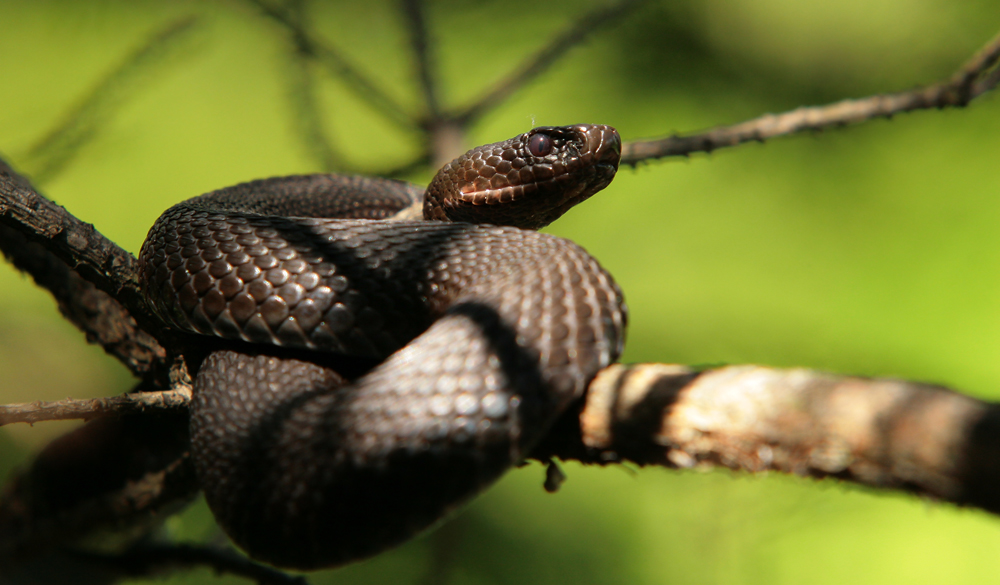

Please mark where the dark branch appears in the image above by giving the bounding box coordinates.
[400,0,442,122]
[0,162,138,300]
[19,16,200,184]
[621,30,1000,164]
[450,0,647,127]
[0,223,164,378]
[6,361,1000,516]
[0,437,197,563]
[0,159,168,379]
[246,0,416,132]
[0,388,191,426]
[283,40,345,172]
[69,544,309,585]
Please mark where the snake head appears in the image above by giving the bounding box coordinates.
[424,124,621,229]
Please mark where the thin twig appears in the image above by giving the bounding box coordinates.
[621,30,1000,164]
[283,36,345,171]
[19,16,201,184]
[70,544,309,585]
[400,0,442,122]
[245,0,416,131]
[450,0,647,127]
[0,388,191,426]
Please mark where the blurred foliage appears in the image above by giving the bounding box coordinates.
[2,0,1000,583]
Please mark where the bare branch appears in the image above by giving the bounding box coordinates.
[5,360,999,516]
[18,16,201,184]
[0,427,197,562]
[399,0,442,121]
[68,544,309,585]
[0,230,165,377]
[451,0,647,127]
[531,364,1000,514]
[245,0,416,131]
[622,30,1000,164]
[0,164,138,300]
[0,159,168,378]
[0,388,191,427]
[282,40,345,172]
[951,29,1000,96]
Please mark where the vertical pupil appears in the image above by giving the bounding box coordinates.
[529,134,553,157]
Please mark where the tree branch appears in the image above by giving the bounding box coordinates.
[0,428,197,562]
[0,160,168,379]
[0,163,138,303]
[399,0,442,122]
[621,30,1000,164]
[68,544,309,585]
[533,364,1000,514]
[18,16,201,184]
[0,388,191,427]
[6,361,999,516]
[450,0,647,127]
[245,0,416,132]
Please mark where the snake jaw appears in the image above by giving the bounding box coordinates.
[424,124,621,229]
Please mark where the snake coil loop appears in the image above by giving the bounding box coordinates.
[139,124,626,569]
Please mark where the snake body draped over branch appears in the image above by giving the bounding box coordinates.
[138,124,625,569]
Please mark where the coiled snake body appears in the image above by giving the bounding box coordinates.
[139,124,626,569]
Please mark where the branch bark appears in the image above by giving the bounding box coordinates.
[0,163,140,307]
[0,413,197,563]
[621,30,1000,164]
[0,388,190,427]
[535,364,1000,514]
[5,360,999,516]
[0,161,170,380]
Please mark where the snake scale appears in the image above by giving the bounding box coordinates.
[138,124,627,569]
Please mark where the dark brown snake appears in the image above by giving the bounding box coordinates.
[138,124,626,569]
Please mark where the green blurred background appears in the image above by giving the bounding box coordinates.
[3,0,1000,583]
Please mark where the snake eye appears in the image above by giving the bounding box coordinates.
[528,133,553,157]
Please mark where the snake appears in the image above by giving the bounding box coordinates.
[138,124,627,569]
